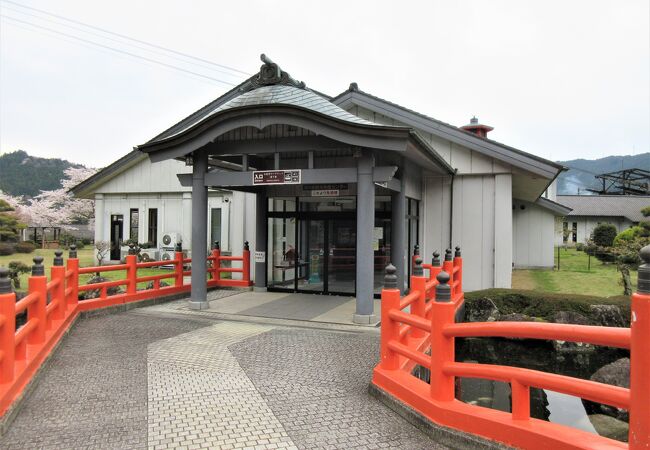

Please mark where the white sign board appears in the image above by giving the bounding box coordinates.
[311,189,339,197]
[254,251,266,263]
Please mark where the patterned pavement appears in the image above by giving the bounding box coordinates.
[0,302,446,449]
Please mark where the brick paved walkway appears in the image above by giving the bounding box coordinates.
[0,305,446,449]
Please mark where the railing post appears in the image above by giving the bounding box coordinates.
[411,257,426,338]
[126,244,137,296]
[0,267,16,383]
[454,246,463,296]
[28,256,47,345]
[442,249,454,296]
[630,244,650,449]
[429,251,442,301]
[174,242,184,287]
[51,250,66,320]
[242,241,250,283]
[212,241,221,282]
[66,245,79,309]
[381,264,400,370]
[430,271,456,402]
[412,244,419,273]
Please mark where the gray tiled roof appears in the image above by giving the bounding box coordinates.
[558,195,650,222]
[166,85,380,139]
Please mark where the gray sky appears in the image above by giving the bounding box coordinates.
[1,0,648,168]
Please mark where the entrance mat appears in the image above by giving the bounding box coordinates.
[236,294,353,321]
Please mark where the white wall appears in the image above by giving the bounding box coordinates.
[556,216,634,246]
[513,201,555,268]
[95,157,192,194]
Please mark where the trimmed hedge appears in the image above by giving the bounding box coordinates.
[14,241,35,253]
[464,289,630,323]
[0,243,15,256]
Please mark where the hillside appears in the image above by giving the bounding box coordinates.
[0,150,85,198]
[557,152,650,195]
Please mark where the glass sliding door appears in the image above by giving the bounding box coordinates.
[327,219,356,295]
[268,217,299,289]
[297,219,325,292]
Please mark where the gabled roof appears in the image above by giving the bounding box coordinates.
[558,195,650,222]
[535,197,573,216]
[331,84,566,180]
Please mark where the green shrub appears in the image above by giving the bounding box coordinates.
[575,243,585,251]
[14,241,35,253]
[8,261,30,289]
[641,206,650,217]
[0,243,15,256]
[614,226,640,245]
[81,238,92,245]
[75,242,85,250]
[591,224,617,247]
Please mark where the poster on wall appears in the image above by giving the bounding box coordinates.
[254,251,266,263]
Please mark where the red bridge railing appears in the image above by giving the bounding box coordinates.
[0,242,253,418]
[373,246,650,449]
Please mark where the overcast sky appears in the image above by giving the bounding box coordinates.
[1,0,648,168]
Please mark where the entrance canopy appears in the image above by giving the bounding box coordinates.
[135,54,453,322]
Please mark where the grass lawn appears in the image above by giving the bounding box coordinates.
[513,247,637,297]
[0,248,174,292]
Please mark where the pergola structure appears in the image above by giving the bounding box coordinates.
[137,55,453,323]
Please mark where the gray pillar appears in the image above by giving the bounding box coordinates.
[354,151,376,324]
[188,149,209,310]
[254,191,267,291]
[391,183,406,293]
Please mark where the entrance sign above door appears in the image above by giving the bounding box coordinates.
[311,189,339,197]
[253,170,301,185]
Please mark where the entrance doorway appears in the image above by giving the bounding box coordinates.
[268,217,356,295]
[110,215,123,260]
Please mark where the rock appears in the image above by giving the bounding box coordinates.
[552,310,590,325]
[465,298,500,322]
[591,358,629,389]
[498,313,535,322]
[552,340,594,354]
[141,280,170,291]
[589,305,628,328]
[588,414,629,442]
[79,276,123,300]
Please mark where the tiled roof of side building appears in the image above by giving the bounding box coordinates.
[558,195,650,222]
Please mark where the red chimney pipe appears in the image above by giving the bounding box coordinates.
[461,116,493,138]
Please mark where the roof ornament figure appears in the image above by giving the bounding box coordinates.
[241,53,306,92]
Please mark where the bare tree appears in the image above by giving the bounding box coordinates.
[94,241,110,276]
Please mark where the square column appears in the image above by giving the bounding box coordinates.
[391,183,406,293]
[254,191,268,291]
[188,149,209,310]
[354,151,377,324]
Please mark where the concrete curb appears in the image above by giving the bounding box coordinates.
[368,383,512,450]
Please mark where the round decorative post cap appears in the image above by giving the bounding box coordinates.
[128,242,136,255]
[638,244,650,294]
[0,267,11,294]
[69,244,77,259]
[432,251,441,266]
[213,241,220,250]
[413,244,420,256]
[435,270,451,302]
[175,242,182,252]
[445,248,453,261]
[455,246,461,257]
[53,250,64,266]
[413,256,424,277]
[384,263,397,289]
[32,256,45,276]
[244,241,249,251]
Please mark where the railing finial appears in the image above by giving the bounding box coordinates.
[413,256,424,277]
[175,241,182,252]
[639,244,650,294]
[445,248,453,261]
[32,256,45,276]
[53,250,64,266]
[0,266,11,294]
[128,242,137,255]
[432,251,441,267]
[213,241,220,250]
[455,246,461,258]
[69,244,77,259]
[413,244,419,256]
[384,263,397,289]
[244,241,249,251]
[435,270,451,302]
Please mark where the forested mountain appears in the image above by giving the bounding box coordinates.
[0,150,86,198]
[556,153,650,195]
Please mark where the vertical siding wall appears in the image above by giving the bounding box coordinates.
[556,216,634,246]
[513,202,555,268]
[422,174,513,291]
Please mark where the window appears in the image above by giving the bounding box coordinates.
[572,222,578,243]
[148,208,158,246]
[129,209,139,242]
[562,222,568,243]
[210,208,222,248]
[407,198,420,284]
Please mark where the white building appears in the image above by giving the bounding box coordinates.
[555,195,650,245]
[72,55,569,318]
